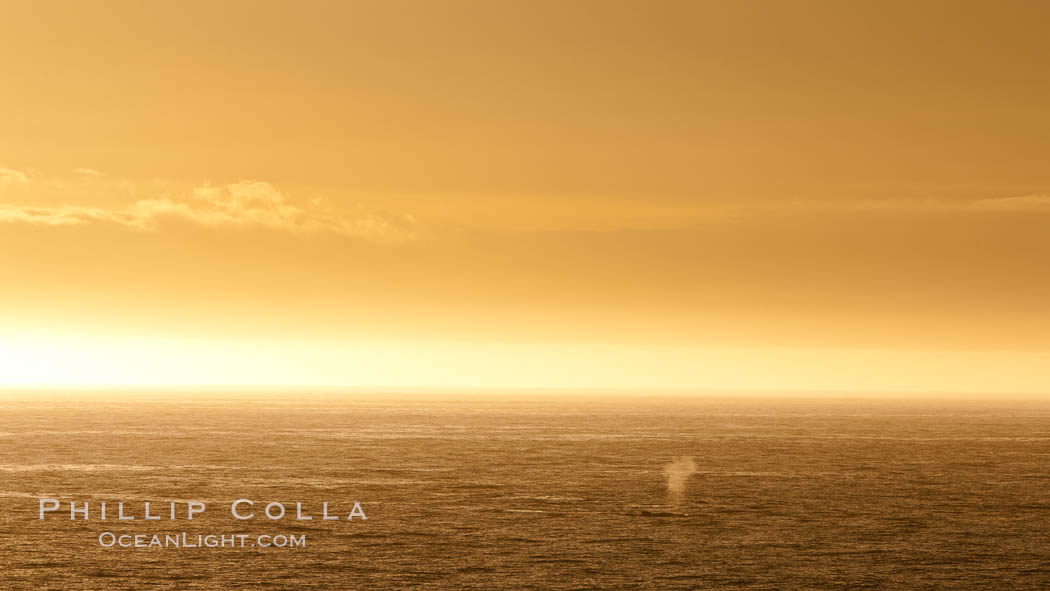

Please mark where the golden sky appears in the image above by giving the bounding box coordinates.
[2,1,1049,391]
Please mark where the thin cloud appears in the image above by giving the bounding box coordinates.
[0,177,416,243]
[0,168,30,186]
[759,195,1050,215]
[970,195,1050,211]
[0,204,132,226]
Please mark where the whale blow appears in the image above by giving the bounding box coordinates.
[662,456,697,506]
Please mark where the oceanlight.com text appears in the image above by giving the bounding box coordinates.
[97,532,307,549]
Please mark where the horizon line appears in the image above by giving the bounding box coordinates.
[1,384,1048,399]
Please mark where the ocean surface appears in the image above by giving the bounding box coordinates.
[3,393,1050,589]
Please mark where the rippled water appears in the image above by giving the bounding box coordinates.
[3,394,1050,589]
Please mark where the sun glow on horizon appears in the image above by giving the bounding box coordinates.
[2,332,1048,394]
